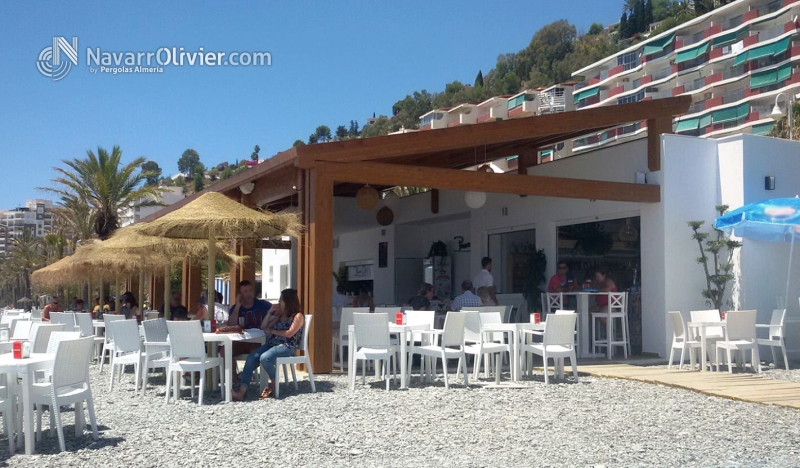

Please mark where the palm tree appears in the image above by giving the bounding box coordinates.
[10,229,45,299]
[40,145,166,239]
[51,195,95,253]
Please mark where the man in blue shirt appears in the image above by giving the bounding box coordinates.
[226,280,272,383]
[450,280,484,311]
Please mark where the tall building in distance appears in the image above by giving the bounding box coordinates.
[571,0,800,152]
[120,186,185,227]
[0,199,55,256]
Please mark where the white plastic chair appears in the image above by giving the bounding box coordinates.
[472,306,512,323]
[716,310,760,373]
[0,380,16,453]
[49,312,65,325]
[141,318,171,396]
[462,311,509,381]
[374,306,401,315]
[544,292,564,317]
[99,314,126,373]
[667,311,701,370]
[165,321,224,405]
[273,315,316,399]
[75,312,104,361]
[32,336,99,452]
[520,312,578,384]
[107,320,144,392]
[411,311,468,389]
[350,313,396,391]
[756,309,788,371]
[11,320,32,341]
[689,309,723,369]
[591,292,629,359]
[30,309,42,321]
[30,323,66,353]
[333,307,368,371]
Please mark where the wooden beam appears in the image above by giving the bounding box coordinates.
[181,260,202,314]
[647,117,673,172]
[250,165,299,206]
[315,161,660,203]
[431,189,439,214]
[306,169,334,373]
[517,147,537,175]
[296,96,691,167]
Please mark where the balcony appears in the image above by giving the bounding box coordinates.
[608,85,625,98]
[704,72,723,86]
[672,85,686,96]
[743,9,759,23]
[705,24,723,39]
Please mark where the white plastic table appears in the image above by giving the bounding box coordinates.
[202,330,266,402]
[481,323,545,382]
[687,321,726,372]
[0,353,54,454]
[347,323,430,389]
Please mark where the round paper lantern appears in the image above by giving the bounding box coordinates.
[465,191,487,209]
[377,206,394,226]
[382,191,400,208]
[356,185,379,210]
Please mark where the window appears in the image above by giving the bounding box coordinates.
[617,90,645,105]
[617,51,639,71]
[419,112,444,127]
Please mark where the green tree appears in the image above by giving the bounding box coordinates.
[220,165,235,180]
[484,53,523,96]
[392,91,434,130]
[141,160,162,186]
[308,133,318,144]
[178,149,200,178]
[40,145,165,239]
[348,120,360,137]
[619,12,630,39]
[587,23,604,35]
[688,206,742,310]
[474,70,484,87]
[645,0,654,26]
[335,125,348,140]
[193,171,204,193]
[250,145,260,161]
[521,20,577,88]
[52,195,95,252]
[293,139,306,147]
[314,125,332,143]
[360,115,393,138]
[10,229,44,299]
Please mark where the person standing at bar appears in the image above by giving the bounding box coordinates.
[472,257,498,305]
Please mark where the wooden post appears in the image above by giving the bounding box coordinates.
[181,260,202,315]
[306,169,334,373]
[647,117,673,172]
[150,271,165,311]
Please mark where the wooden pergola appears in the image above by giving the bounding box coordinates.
[142,95,691,373]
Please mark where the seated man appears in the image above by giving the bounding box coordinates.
[158,291,190,320]
[226,280,272,382]
[548,262,578,293]
[476,286,496,306]
[450,280,483,312]
[42,296,64,322]
[74,299,87,313]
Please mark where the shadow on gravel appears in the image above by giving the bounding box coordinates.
[0,430,124,460]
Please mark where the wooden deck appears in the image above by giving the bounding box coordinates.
[578,363,800,409]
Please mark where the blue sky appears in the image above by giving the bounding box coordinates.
[0,1,619,209]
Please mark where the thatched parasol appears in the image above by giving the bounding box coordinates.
[137,192,302,319]
[100,226,246,318]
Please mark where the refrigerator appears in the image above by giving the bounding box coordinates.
[423,256,452,309]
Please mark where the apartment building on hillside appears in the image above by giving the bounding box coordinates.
[571,0,800,152]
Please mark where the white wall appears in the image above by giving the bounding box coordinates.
[333,221,395,305]
[261,248,291,301]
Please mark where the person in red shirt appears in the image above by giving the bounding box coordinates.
[592,267,618,311]
[547,262,578,293]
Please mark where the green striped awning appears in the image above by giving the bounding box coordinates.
[733,36,793,66]
[712,107,736,124]
[643,33,675,56]
[751,122,775,135]
[675,117,700,132]
[573,86,600,103]
[750,68,778,89]
[778,63,793,82]
[699,114,713,128]
[712,28,748,47]
[675,42,710,64]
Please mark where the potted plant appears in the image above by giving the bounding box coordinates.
[687,205,742,310]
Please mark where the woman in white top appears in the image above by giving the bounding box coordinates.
[195,290,228,322]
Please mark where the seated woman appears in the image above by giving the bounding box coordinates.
[352,285,374,310]
[119,292,139,319]
[589,267,618,313]
[232,288,304,400]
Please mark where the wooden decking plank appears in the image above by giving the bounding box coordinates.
[579,363,800,409]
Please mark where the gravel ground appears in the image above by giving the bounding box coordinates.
[3,365,800,467]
